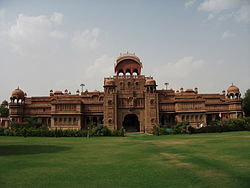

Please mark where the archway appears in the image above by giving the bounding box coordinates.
[122,114,140,132]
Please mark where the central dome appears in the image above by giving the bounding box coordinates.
[11,87,25,99]
[114,52,143,76]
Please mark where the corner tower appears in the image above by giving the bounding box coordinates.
[9,87,26,122]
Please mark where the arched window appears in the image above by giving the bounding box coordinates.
[108,119,112,124]
[128,82,131,87]
[125,69,131,75]
[150,99,154,105]
[135,82,139,89]
[108,100,112,105]
[132,69,138,76]
[120,82,124,90]
[235,93,239,99]
[118,70,124,76]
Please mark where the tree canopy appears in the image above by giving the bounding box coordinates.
[243,89,250,117]
[0,104,9,117]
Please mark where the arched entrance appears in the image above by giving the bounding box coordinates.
[122,114,140,132]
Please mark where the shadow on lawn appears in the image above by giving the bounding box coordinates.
[0,145,71,156]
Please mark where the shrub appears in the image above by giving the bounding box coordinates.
[92,125,112,136]
[118,127,126,137]
[243,117,250,130]
[153,125,168,136]
[224,119,245,131]
[173,122,190,134]
[153,125,160,136]
[0,128,4,136]
[111,129,120,136]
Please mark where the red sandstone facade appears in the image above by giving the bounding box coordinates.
[7,53,243,133]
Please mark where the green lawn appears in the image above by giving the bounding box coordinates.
[0,132,250,188]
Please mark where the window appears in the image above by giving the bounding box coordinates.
[150,99,154,105]
[108,119,112,124]
[135,82,139,89]
[108,100,112,105]
[120,82,124,90]
[195,115,198,121]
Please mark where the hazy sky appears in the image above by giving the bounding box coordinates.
[0,0,249,102]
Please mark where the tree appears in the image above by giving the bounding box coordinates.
[243,89,250,117]
[0,104,9,117]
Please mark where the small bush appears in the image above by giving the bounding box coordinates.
[173,122,190,134]
[92,125,112,136]
[153,125,168,136]
[153,125,160,136]
[111,129,120,136]
[118,127,126,137]
[243,117,250,130]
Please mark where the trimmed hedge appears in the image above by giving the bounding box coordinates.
[192,117,250,134]
[153,117,250,136]
[0,125,126,137]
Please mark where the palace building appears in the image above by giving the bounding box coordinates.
[7,53,243,133]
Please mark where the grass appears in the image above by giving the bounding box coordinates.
[0,132,250,188]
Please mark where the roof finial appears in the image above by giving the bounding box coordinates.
[17,86,19,89]
[232,83,234,86]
